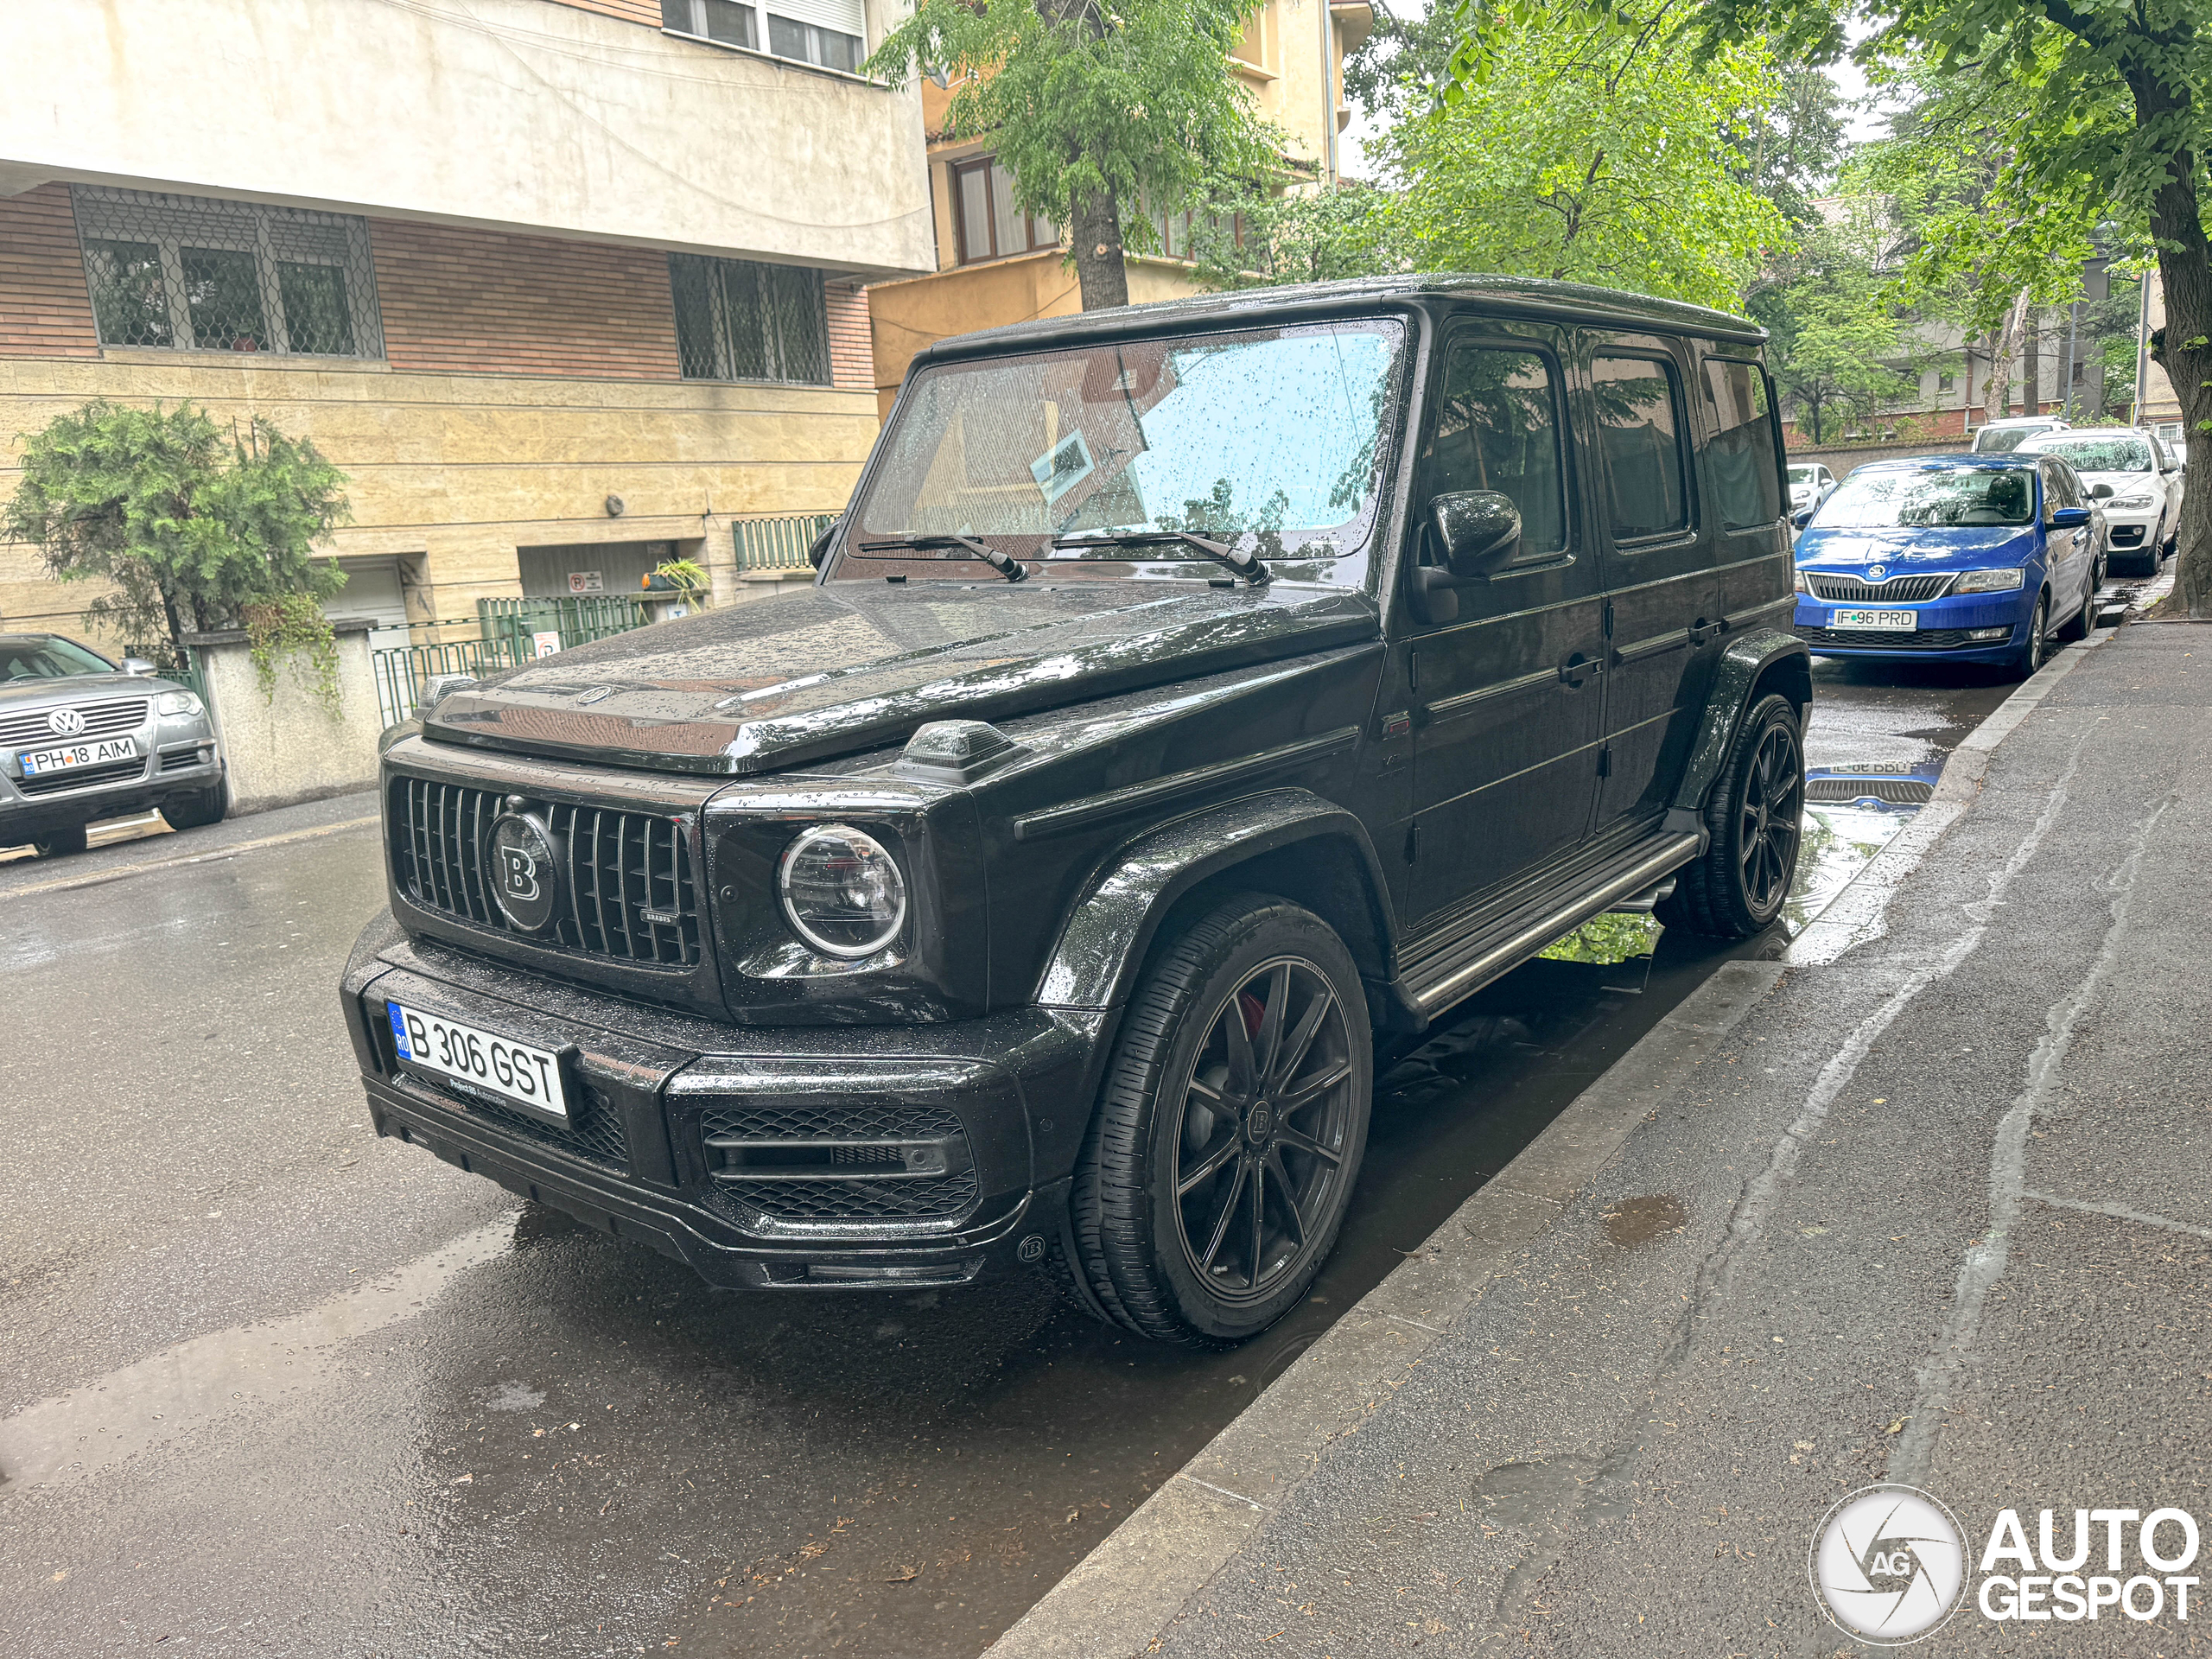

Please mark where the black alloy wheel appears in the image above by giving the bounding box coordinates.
[2012,593,2050,679]
[1659,692,1805,939]
[1070,894,1372,1346]
[31,823,89,858]
[2060,566,2098,642]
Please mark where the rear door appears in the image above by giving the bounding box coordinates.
[1404,322,1605,925]
[1584,335,1720,836]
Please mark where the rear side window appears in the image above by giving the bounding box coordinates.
[1429,342,1568,554]
[2042,461,2079,510]
[1592,354,1689,539]
[1703,358,1783,530]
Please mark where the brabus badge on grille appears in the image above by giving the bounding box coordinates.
[48,708,86,736]
[487,810,563,933]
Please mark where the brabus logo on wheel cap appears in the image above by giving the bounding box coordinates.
[486,811,562,933]
[48,708,86,737]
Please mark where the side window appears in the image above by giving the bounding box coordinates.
[1702,358,1783,530]
[1429,342,1568,555]
[2042,461,2077,512]
[1592,354,1691,539]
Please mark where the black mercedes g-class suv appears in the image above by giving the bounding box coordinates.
[340,275,1808,1347]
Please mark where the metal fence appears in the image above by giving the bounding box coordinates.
[372,633,531,729]
[736,512,836,573]
[370,596,654,729]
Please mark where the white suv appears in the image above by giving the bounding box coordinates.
[2019,427,2183,573]
[1972,415,2071,454]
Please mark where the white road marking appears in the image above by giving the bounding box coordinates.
[2020,1189,2212,1242]
[0,1215,517,1491]
[1891,792,2171,1484]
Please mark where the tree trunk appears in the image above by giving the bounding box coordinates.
[1981,289,2031,425]
[1068,186,1129,311]
[2023,308,2040,417]
[2130,73,2212,616]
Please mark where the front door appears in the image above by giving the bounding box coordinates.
[1405,327,1606,925]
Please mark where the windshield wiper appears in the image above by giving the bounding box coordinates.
[1052,531,1271,586]
[856,534,1027,582]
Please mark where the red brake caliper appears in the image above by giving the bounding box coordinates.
[1238,991,1266,1039]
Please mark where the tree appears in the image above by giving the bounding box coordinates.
[1752,200,1928,442]
[1692,0,2212,613]
[867,0,1279,310]
[1187,181,1398,290]
[1402,0,1793,313]
[3,400,350,679]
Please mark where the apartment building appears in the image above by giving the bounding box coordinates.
[866,0,1374,418]
[0,0,931,652]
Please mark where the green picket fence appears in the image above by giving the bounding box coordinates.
[476,594,650,656]
[736,512,836,573]
[372,632,533,729]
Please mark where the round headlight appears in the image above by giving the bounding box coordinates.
[156,690,202,717]
[777,824,907,959]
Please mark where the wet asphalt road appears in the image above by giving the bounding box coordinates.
[0,659,2018,1657]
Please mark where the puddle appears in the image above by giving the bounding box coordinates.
[1600,1194,1687,1249]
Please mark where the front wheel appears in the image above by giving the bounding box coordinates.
[1658,692,1804,939]
[32,823,90,858]
[1070,894,1372,1346]
[2010,593,2050,679]
[162,778,229,831]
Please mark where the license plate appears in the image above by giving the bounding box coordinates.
[387,1001,570,1120]
[20,735,139,775]
[1830,609,1917,631]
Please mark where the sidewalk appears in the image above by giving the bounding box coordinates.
[995,614,2212,1656]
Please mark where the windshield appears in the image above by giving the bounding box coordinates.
[1973,423,2054,454]
[842,320,1405,587]
[1815,467,2036,529]
[2030,435,2152,474]
[1788,466,1815,484]
[0,635,115,681]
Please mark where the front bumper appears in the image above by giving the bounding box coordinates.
[2101,507,2163,556]
[0,721,222,842]
[1792,588,2033,664]
[342,925,1108,1292]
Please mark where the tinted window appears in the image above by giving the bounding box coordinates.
[1593,354,1689,538]
[1703,359,1783,530]
[1429,344,1567,554]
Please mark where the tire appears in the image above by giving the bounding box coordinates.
[1070,893,1373,1347]
[2009,592,2050,680]
[32,823,89,858]
[2059,567,2097,642]
[1656,693,1804,940]
[162,777,229,831]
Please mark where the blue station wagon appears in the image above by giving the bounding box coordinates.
[1791,454,2104,678]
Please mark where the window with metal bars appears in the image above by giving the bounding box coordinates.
[668,254,830,385]
[72,185,384,359]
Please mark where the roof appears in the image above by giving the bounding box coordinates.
[912,273,1766,368]
[1852,453,2039,472]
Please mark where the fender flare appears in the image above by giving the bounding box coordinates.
[1033,786,1395,1011]
[1668,628,1812,825]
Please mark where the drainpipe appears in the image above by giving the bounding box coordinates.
[1319,0,1338,187]
[2133,270,2152,423]
[2061,298,2081,421]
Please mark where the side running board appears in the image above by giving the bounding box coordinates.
[1400,833,1704,1016]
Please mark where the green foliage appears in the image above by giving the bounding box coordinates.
[1186,183,1399,291]
[1402,0,1794,312]
[243,591,343,715]
[866,0,1279,305]
[3,401,351,681]
[1750,196,1930,442]
[1539,912,1662,964]
[654,556,714,605]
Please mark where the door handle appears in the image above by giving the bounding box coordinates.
[1558,652,1605,688]
[1688,618,1724,645]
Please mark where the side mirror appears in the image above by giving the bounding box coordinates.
[807,519,840,570]
[2089,481,2116,500]
[121,658,155,676]
[2049,505,2093,530]
[1428,491,1523,580]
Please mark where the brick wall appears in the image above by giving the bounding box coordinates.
[826,277,873,392]
[541,0,665,26]
[0,185,101,359]
[370,221,684,380]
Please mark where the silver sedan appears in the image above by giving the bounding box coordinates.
[0,632,227,857]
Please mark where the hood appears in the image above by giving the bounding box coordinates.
[2075,471,2158,496]
[1796,526,2038,570]
[422,580,1381,776]
[0,671,175,708]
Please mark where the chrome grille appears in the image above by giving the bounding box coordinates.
[1805,573,1955,602]
[389,775,702,969]
[0,697,149,747]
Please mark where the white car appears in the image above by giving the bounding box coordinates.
[1973,415,2072,454]
[1788,462,1836,518]
[2019,427,2183,573]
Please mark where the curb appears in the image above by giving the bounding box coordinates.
[987,580,2167,1659]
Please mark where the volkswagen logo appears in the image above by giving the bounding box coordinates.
[48,708,86,737]
[486,810,563,934]
[1867,564,1888,582]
